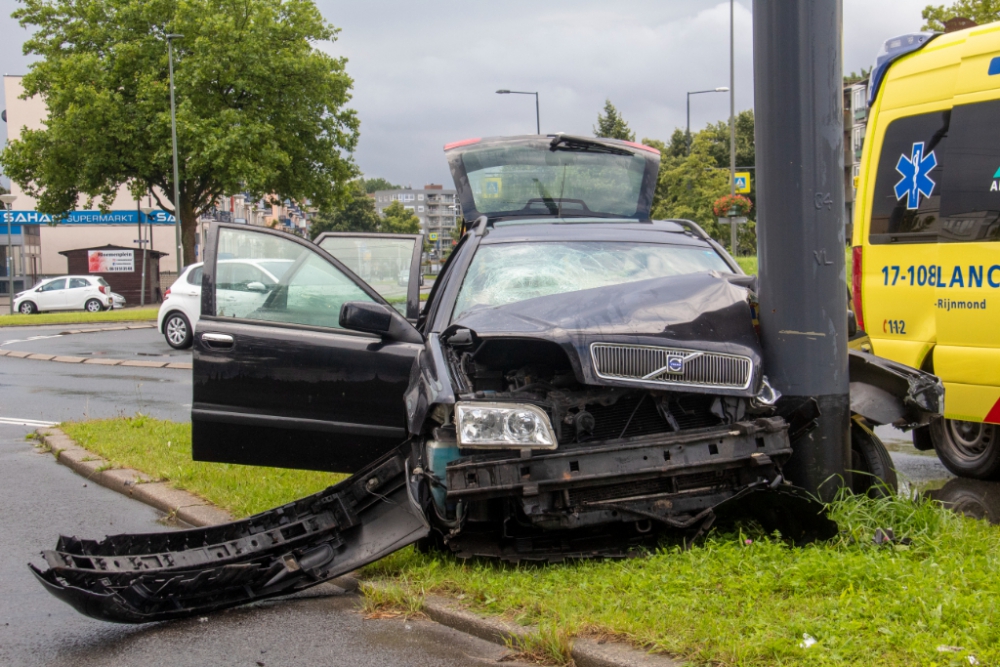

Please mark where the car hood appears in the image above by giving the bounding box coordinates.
[450,271,762,396]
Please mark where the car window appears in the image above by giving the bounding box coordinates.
[40,279,66,291]
[318,236,416,316]
[453,241,732,320]
[215,227,374,328]
[868,100,1000,245]
[187,266,204,286]
[97,277,110,287]
[69,278,89,289]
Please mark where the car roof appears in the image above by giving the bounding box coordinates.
[478,219,715,248]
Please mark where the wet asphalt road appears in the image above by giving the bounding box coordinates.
[0,324,527,667]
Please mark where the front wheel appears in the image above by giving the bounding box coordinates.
[931,418,1000,480]
[163,312,193,349]
[18,301,37,315]
[85,298,104,313]
[850,417,898,497]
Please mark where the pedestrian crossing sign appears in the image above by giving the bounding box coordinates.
[429,233,439,241]
[734,172,751,194]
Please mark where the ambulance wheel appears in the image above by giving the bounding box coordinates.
[850,418,898,497]
[932,418,1000,480]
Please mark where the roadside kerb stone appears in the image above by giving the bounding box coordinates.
[34,427,681,667]
[35,427,232,527]
[5,350,31,358]
[27,353,56,361]
[51,355,87,363]
[119,360,169,368]
[82,358,122,366]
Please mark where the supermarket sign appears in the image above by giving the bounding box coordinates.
[1,210,176,227]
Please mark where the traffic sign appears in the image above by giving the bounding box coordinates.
[734,171,751,194]
[428,233,439,241]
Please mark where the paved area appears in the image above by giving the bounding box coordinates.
[0,324,189,364]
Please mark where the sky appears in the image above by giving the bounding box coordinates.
[0,0,934,191]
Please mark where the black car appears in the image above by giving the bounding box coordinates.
[32,135,943,623]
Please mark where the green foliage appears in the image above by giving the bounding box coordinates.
[380,200,421,234]
[310,181,380,238]
[646,110,758,253]
[593,99,635,141]
[922,0,1000,29]
[2,0,359,264]
[845,67,872,84]
[361,177,401,194]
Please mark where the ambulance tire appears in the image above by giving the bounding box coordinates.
[850,418,898,498]
[932,418,1000,480]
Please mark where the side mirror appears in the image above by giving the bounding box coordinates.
[848,309,858,337]
[246,281,268,293]
[340,301,423,344]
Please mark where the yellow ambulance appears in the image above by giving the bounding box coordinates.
[853,22,1000,478]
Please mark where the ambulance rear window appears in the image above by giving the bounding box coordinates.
[868,100,1000,245]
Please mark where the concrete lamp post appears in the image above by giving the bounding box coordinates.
[0,193,17,314]
[140,206,155,307]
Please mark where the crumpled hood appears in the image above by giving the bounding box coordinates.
[453,271,758,348]
[451,271,762,396]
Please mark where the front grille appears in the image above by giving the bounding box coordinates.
[591,343,753,390]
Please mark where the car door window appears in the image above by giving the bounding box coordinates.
[187,266,204,286]
[40,279,66,292]
[318,236,417,315]
[215,227,374,327]
[69,278,89,289]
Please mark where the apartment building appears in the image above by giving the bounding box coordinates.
[844,78,869,239]
[372,184,461,245]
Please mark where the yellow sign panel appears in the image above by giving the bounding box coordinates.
[428,233,439,241]
[481,177,502,199]
[734,172,751,194]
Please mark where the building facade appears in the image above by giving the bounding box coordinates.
[372,184,461,252]
[844,79,869,239]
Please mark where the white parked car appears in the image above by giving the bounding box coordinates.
[13,276,114,314]
[111,292,126,309]
[157,259,291,349]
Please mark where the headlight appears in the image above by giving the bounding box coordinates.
[455,402,557,449]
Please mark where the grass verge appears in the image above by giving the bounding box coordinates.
[0,307,158,327]
[60,416,343,517]
[56,416,1000,666]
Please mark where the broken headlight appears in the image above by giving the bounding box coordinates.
[455,402,557,449]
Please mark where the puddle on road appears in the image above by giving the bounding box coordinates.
[927,478,1000,524]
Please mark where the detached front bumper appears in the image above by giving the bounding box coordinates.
[446,417,798,530]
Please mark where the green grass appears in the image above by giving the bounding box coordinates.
[55,419,1000,666]
[60,416,343,517]
[0,307,158,327]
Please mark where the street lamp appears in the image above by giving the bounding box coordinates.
[496,89,540,134]
[686,87,729,154]
[166,33,184,273]
[0,193,16,314]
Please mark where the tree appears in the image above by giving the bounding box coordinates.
[1,0,359,265]
[593,99,636,141]
[310,181,380,238]
[361,177,401,194]
[649,134,730,240]
[380,201,421,234]
[922,0,1000,29]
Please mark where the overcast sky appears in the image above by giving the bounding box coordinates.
[1,0,932,191]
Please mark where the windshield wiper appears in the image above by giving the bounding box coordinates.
[549,135,633,156]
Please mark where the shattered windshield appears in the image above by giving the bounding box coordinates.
[458,142,650,218]
[453,241,731,319]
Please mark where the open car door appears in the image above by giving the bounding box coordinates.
[192,223,424,473]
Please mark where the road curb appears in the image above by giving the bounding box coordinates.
[35,427,232,527]
[34,427,680,667]
[1,348,191,370]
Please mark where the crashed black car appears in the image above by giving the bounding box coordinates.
[32,135,944,623]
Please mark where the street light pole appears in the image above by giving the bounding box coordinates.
[166,34,184,274]
[496,90,540,134]
[0,193,16,314]
[140,206,155,307]
[686,87,729,154]
[729,0,737,198]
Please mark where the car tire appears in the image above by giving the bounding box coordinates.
[18,301,37,315]
[85,298,104,313]
[931,417,1000,480]
[850,417,898,497]
[163,312,193,349]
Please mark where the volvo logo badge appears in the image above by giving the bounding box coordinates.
[666,356,685,373]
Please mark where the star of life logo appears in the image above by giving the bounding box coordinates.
[894,142,938,209]
[992,166,1000,192]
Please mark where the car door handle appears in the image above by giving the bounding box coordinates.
[201,333,234,349]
